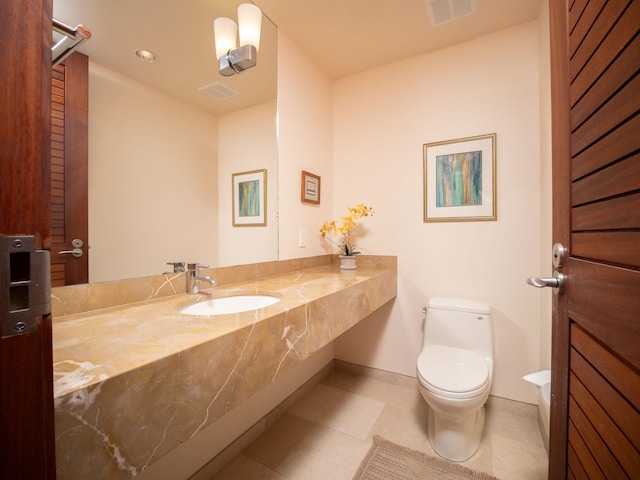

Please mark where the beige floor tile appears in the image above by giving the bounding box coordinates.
[275,424,371,480]
[211,454,287,480]
[322,369,424,413]
[459,426,495,477]
[486,399,544,447]
[369,403,431,453]
[491,433,548,480]
[243,413,319,471]
[210,367,548,480]
[289,383,385,439]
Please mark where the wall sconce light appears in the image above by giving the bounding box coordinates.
[214,3,262,76]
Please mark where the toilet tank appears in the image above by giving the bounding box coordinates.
[424,297,493,360]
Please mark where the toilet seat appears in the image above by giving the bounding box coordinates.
[417,345,489,398]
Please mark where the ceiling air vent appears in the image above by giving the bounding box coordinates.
[425,0,477,26]
[199,81,239,100]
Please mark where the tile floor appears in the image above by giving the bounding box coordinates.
[210,365,548,480]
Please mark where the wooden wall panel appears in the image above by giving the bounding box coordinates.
[569,324,640,477]
[572,231,640,268]
[572,75,640,155]
[572,114,640,180]
[572,154,640,205]
[569,0,629,84]
[572,33,640,129]
[572,193,640,231]
[568,0,604,60]
[568,395,624,479]
[568,261,640,368]
[51,63,67,287]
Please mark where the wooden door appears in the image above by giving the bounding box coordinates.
[549,0,640,478]
[0,0,56,478]
[50,52,89,286]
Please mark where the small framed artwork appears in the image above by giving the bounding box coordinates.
[301,170,321,204]
[232,169,267,226]
[423,133,497,223]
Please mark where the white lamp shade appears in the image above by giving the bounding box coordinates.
[237,3,262,51]
[213,17,237,59]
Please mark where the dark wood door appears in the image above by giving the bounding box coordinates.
[0,0,56,478]
[549,0,640,478]
[50,52,89,286]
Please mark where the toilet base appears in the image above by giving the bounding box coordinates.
[427,405,485,462]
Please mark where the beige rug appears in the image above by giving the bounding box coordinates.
[353,436,499,480]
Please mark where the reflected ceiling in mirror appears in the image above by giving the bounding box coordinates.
[53,0,277,115]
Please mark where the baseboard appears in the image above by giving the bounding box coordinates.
[333,359,418,389]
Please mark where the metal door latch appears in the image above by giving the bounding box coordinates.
[0,236,51,337]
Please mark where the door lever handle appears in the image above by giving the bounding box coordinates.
[527,276,558,288]
[527,271,564,295]
[59,248,83,257]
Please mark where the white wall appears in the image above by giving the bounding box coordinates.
[218,100,279,266]
[88,63,218,282]
[277,32,335,259]
[330,22,544,404]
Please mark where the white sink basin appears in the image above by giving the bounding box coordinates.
[179,294,280,316]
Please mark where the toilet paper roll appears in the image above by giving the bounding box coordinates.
[522,370,551,387]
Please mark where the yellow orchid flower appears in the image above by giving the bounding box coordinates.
[319,204,374,256]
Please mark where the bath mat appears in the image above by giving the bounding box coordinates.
[353,435,499,480]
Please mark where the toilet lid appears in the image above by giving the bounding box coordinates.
[417,345,489,393]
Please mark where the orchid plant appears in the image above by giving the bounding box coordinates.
[320,204,374,256]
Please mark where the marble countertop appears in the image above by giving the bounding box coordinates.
[53,256,397,480]
[53,261,396,398]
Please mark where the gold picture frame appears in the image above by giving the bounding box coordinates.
[232,169,267,226]
[423,133,497,222]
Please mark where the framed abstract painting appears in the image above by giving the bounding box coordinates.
[232,169,267,226]
[423,133,496,222]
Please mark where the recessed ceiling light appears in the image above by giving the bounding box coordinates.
[135,49,158,63]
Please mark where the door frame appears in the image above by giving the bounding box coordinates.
[548,0,572,476]
[0,0,56,477]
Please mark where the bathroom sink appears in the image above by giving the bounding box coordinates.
[179,294,280,316]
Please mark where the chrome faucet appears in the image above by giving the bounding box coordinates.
[187,263,216,294]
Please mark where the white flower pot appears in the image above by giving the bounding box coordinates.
[339,255,357,270]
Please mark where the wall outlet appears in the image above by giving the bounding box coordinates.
[298,229,306,247]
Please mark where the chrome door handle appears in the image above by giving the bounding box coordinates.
[527,271,565,295]
[59,248,83,258]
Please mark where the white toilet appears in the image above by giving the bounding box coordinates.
[416,297,494,462]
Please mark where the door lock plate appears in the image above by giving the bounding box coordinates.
[0,236,51,337]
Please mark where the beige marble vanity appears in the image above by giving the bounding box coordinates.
[52,255,397,479]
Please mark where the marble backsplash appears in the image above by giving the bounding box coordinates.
[51,255,335,319]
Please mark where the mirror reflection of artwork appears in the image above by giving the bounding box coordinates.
[239,180,261,217]
[233,169,267,226]
[436,151,482,207]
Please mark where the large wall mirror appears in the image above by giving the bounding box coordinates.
[53,0,278,284]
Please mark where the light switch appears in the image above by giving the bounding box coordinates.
[298,229,306,247]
